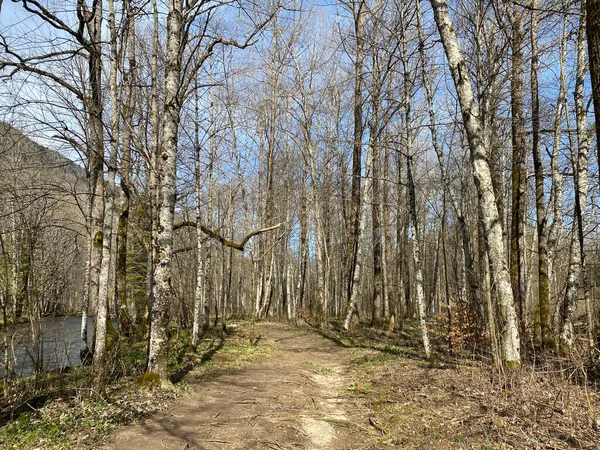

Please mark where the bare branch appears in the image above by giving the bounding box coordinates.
[174,220,283,251]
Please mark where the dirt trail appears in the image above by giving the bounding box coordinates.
[103,324,380,450]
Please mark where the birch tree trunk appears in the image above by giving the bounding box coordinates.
[147,0,183,387]
[224,190,235,323]
[286,242,294,320]
[401,6,430,356]
[81,0,105,352]
[430,0,521,366]
[560,7,590,351]
[11,208,19,320]
[0,233,11,393]
[192,217,205,346]
[144,0,160,334]
[407,148,431,359]
[548,18,567,333]
[81,244,92,350]
[92,0,120,389]
[206,90,216,326]
[416,1,479,313]
[347,0,365,303]
[259,20,280,319]
[192,82,205,348]
[306,141,326,322]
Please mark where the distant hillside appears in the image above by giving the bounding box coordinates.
[0,123,88,315]
[0,122,86,183]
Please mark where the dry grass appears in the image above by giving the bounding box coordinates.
[320,322,600,449]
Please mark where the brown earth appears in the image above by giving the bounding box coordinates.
[102,323,385,450]
[101,322,600,450]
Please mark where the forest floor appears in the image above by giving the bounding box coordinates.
[102,322,383,450]
[2,321,600,449]
[101,322,600,450]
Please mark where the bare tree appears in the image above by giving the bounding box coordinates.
[560,5,591,351]
[587,0,600,172]
[429,0,521,366]
[343,0,366,330]
[507,2,527,338]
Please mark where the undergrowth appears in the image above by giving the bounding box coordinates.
[0,320,273,449]
[320,320,600,449]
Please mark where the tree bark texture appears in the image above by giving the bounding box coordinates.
[147,0,183,387]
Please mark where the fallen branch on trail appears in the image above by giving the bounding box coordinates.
[173,220,283,251]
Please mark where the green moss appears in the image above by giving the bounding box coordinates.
[105,318,121,350]
[136,311,149,339]
[93,231,103,248]
[505,360,521,370]
[119,308,131,336]
[139,371,161,389]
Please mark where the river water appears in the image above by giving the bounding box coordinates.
[0,316,94,378]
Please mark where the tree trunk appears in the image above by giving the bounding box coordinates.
[296,168,308,313]
[416,2,479,313]
[587,0,600,177]
[144,0,161,335]
[343,148,370,331]
[401,9,430,356]
[347,0,365,304]
[92,0,120,389]
[530,0,551,348]
[560,7,590,351]
[147,0,183,387]
[259,23,279,320]
[306,138,326,323]
[407,151,431,359]
[509,11,527,338]
[430,0,521,366]
[369,42,383,327]
[0,233,12,392]
[192,83,206,348]
[117,0,136,335]
[396,149,407,325]
[82,0,105,353]
[548,18,567,334]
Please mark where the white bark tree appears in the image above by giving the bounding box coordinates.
[147,0,184,386]
[429,0,521,366]
[560,6,591,351]
[92,0,121,389]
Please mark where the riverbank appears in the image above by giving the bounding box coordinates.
[0,322,274,449]
[0,316,96,378]
[0,316,30,330]
[0,312,85,329]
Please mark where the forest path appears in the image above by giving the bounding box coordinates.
[103,323,381,450]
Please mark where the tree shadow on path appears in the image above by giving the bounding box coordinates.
[170,335,225,384]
